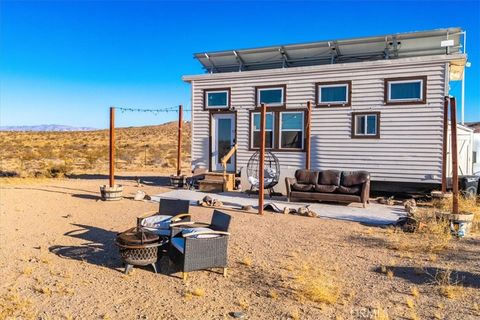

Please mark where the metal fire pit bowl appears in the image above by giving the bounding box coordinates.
[115,227,167,274]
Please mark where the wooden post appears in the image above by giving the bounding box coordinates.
[305,101,312,170]
[258,103,266,215]
[450,97,459,215]
[176,105,183,177]
[109,106,115,188]
[441,97,448,193]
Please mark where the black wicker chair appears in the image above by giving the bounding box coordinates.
[137,199,191,236]
[168,210,231,280]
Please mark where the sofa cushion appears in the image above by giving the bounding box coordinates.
[182,227,220,239]
[314,184,338,193]
[294,170,318,185]
[341,171,370,187]
[292,183,314,192]
[319,170,341,186]
[171,237,185,253]
[140,215,171,230]
[338,185,361,195]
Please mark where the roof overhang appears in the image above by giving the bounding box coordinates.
[192,28,464,74]
[183,54,466,82]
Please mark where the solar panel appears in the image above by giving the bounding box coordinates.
[194,28,464,73]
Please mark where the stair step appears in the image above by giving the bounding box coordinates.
[199,179,225,192]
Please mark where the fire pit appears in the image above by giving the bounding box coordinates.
[115,227,167,274]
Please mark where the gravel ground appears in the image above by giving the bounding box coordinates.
[1,173,479,320]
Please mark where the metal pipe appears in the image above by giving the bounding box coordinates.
[450,97,459,215]
[109,106,115,188]
[177,105,183,176]
[461,31,467,125]
[258,103,266,215]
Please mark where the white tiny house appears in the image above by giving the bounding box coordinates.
[183,28,471,192]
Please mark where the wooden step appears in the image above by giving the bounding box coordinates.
[199,179,225,192]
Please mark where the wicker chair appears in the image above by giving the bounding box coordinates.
[137,199,191,237]
[168,210,231,280]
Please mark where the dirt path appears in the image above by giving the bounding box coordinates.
[1,175,479,319]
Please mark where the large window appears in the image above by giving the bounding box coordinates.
[351,112,380,139]
[385,77,426,105]
[280,112,304,149]
[250,109,306,150]
[316,81,351,107]
[204,89,230,109]
[256,86,285,106]
[251,112,274,149]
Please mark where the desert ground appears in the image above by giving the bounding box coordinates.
[1,173,479,320]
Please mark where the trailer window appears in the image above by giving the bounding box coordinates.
[251,112,274,149]
[256,86,285,106]
[385,77,426,104]
[316,81,351,107]
[204,89,229,109]
[280,112,304,149]
[352,112,380,139]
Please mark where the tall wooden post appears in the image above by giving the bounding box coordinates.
[450,97,459,215]
[109,106,115,188]
[258,103,266,215]
[305,101,312,170]
[176,105,183,176]
[441,97,448,193]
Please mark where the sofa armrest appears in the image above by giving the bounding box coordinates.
[136,211,158,227]
[361,177,371,206]
[285,177,296,199]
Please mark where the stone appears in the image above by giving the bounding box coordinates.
[230,311,245,319]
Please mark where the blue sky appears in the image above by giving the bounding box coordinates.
[1,0,479,128]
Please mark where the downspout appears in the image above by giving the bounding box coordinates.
[191,80,195,170]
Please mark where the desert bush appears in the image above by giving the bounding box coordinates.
[294,263,341,305]
[44,163,71,178]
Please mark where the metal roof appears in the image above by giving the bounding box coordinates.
[194,28,464,73]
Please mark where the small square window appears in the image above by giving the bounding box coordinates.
[256,86,285,106]
[251,112,274,149]
[385,77,426,104]
[316,81,351,106]
[352,112,380,138]
[205,89,229,109]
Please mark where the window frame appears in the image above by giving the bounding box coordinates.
[255,85,286,107]
[351,112,381,139]
[279,111,305,150]
[250,111,275,150]
[249,108,306,151]
[315,81,352,107]
[203,88,231,110]
[384,76,427,105]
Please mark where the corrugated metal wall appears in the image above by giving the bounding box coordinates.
[189,59,447,183]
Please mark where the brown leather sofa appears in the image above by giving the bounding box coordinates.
[285,169,370,207]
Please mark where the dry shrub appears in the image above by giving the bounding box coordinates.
[190,287,205,297]
[406,297,415,309]
[241,257,253,267]
[289,308,300,320]
[433,196,480,233]
[237,297,249,310]
[0,293,36,319]
[268,290,278,299]
[294,263,341,305]
[411,286,420,298]
[374,309,390,320]
[429,267,465,299]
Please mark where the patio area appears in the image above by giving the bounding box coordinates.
[152,189,406,225]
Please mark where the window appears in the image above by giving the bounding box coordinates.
[351,112,380,139]
[204,89,230,109]
[280,112,304,149]
[316,81,351,106]
[385,77,426,104]
[256,86,285,106]
[251,112,274,149]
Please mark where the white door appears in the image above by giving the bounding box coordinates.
[211,113,236,172]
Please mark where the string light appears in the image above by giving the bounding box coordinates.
[116,106,192,114]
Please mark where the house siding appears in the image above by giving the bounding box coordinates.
[188,57,450,184]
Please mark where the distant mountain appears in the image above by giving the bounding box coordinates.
[0,124,97,132]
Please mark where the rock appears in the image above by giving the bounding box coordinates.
[134,191,146,201]
[230,311,245,319]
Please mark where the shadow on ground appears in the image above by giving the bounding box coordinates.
[49,223,119,268]
[67,174,171,186]
[373,265,480,288]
